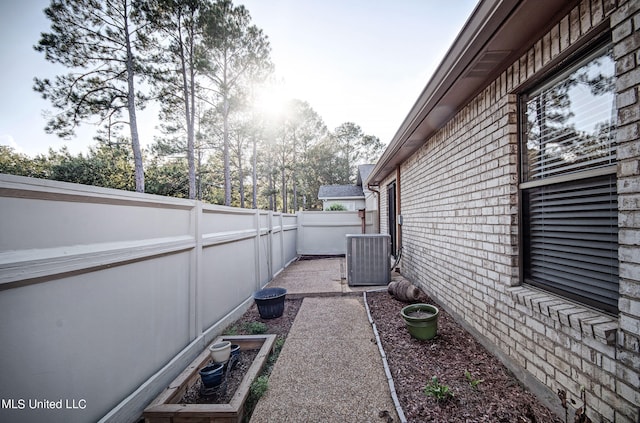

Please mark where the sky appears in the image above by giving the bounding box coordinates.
[0,0,478,157]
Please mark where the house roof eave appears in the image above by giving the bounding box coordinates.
[319,196,365,201]
[367,0,573,186]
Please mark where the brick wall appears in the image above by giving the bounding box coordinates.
[613,0,640,419]
[380,183,389,237]
[382,1,640,421]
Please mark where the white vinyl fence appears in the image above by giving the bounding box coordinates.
[0,174,297,423]
[297,210,377,255]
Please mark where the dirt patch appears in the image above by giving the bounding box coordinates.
[366,290,563,423]
[227,298,303,339]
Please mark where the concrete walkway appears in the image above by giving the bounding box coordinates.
[268,257,373,298]
[250,258,400,423]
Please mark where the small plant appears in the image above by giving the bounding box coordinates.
[225,321,268,335]
[464,369,484,389]
[243,375,269,422]
[268,337,285,366]
[423,376,453,401]
[274,336,285,350]
[327,203,347,211]
[243,321,268,334]
[223,325,239,335]
[250,375,269,398]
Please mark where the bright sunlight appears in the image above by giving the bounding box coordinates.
[254,81,291,119]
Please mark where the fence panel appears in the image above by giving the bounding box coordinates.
[0,175,298,423]
[297,211,372,255]
[199,205,261,331]
[0,176,385,422]
[282,213,298,265]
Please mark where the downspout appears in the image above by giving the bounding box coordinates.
[367,183,381,234]
[396,166,402,253]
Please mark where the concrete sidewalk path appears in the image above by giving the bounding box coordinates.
[266,257,374,298]
[250,296,399,423]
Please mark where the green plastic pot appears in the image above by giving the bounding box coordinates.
[400,303,439,340]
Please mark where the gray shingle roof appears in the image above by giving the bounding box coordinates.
[318,184,364,199]
[357,164,375,186]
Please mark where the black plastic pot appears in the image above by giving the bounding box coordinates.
[254,287,287,319]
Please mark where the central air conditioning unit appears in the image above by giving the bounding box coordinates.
[346,234,391,286]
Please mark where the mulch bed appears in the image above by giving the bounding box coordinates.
[366,290,563,423]
[173,288,563,422]
[230,298,303,340]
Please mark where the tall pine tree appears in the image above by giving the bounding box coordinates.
[34,0,147,192]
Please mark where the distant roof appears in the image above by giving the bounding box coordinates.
[318,184,364,199]
[357,164,375,186]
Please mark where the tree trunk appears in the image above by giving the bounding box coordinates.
[123,4,144,192]
[280,132,287,213]
[178,19,196,200]
[291,132,297,211]
[268,171,274,211]
[223,95,231,206]
[237,144,244,208]
[292,181,297,212]
[252,138,257,209]
[196,147,202,200]
[281,165,286,213]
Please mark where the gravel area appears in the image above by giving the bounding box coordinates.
[249,296,400,423]
[366,290,563,423]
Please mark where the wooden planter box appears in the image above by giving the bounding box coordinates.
[143,334,276,423]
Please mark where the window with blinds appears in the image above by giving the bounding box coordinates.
[520,42,618,314]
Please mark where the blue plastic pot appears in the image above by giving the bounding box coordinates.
[227,344,241,370]
[199,363,224,388]
[230,344,240,359]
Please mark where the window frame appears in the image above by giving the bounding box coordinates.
[518,39,619,315]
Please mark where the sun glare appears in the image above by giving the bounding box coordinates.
[254,83,289,119]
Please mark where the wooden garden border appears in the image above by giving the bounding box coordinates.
[143,334,276,423]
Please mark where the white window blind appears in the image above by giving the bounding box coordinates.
[523,45,616,181]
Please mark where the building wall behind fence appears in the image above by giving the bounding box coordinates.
[0,174,297,423]
[383,1,639,422]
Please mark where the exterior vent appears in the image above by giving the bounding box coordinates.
[346,234,391,286]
